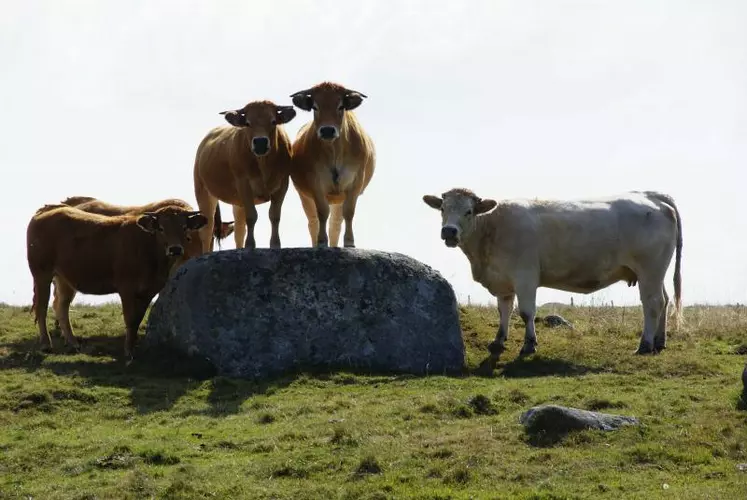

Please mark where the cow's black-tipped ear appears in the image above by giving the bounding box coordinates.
[276,105,296,124]
[343,91,366,110]
[186,213,208,231]
[219,110,246,127]
[136,214,159,233]
[290,93,314,111]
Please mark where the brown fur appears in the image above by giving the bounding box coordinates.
[26,204,207,358]
[289,81,376,248]
[193,100,296,251]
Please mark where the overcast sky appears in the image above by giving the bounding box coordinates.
[2,0,746,307]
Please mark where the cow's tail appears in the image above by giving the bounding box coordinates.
[672,198,683,329]
[651,192,683,329]
[212,204,227,249]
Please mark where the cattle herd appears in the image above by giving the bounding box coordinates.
[25,80,684,364]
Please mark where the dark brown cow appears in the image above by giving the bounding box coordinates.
[193,100,296,251]
[48,196,232,331]
[289,81,376,248]
[27,203,208,359]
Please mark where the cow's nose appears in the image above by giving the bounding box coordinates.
[441,227,457,240]
[319,126,337,140]
[252,137,269,156]
[167,245,184,257]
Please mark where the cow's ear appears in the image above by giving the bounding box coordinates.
[290,93,314,111]
[186,213,208,231]
[276,105,296,125]
[219,110,246,127]
[343,91,365,110]
[422,195,443,210]
[475,199,497,215]
[136,214,159,233]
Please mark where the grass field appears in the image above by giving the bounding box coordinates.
[1,302,746,499]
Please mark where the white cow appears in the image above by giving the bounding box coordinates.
[422,188,683,357]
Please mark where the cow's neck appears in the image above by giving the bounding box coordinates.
[458,217,489,269]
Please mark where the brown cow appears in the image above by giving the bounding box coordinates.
[193,100,296,252]
[289,82,376,248]
[48,196,233,331]
[59,196,236,244]
[27,203,208,359]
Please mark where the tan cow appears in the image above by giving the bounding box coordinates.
[27,203,208,359]
[289,82,376,248]
[48,196,233,330]
[423,188,683,357]
[193,100,296,252]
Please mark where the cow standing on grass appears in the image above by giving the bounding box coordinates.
[193,100,296,252]
[289,82,376,248]
[49,196,234,330]
[422,188,683,357]
[26,203,208,359]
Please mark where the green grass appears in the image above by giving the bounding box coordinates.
[1,302,746,499]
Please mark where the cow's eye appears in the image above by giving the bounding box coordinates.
[157,226,164,232]
[465,209,473,216]
[271,118,277,126]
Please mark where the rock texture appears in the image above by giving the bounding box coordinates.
[520,404,640,435]
[143,248,465,380]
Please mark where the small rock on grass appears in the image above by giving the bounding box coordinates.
[520,404,639,435]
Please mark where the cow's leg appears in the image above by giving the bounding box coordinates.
[515,284,539,356]
[299,193,319,246]
[53,277,79,349]
[236,177,258,250]
[268,177,288,249]
[195,195,218,254]
[232,205,247,249]
[329,203,344,248]
[488,294,515,355]
[120,293,152,361]
[654,286,670,351]
[32,273,53,351]
[635,279,666,355]
[341,192,360,248]
[312,189,331,248]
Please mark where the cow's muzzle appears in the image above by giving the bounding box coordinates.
[252,137,270,156]
[166,245,184,257]
[441,226,459,248]
[318,126,338,141]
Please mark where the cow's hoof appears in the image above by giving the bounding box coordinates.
[344,242,356,248]
[519,343,537,357]
[39,343,53,353]
[634,343,655,355]
[654,342,666,353]
[316,241,329,249]
[487,341,505,356]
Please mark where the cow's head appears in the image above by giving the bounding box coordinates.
[290,82,367,142]
[136,207,209,258]
[423,189,497,247]
[219,100,296,157]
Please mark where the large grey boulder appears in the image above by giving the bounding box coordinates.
[520,404,640,435]
[143,248,465,380]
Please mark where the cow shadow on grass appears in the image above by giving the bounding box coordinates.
[472,353,605,379]
[0,332,293,416]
